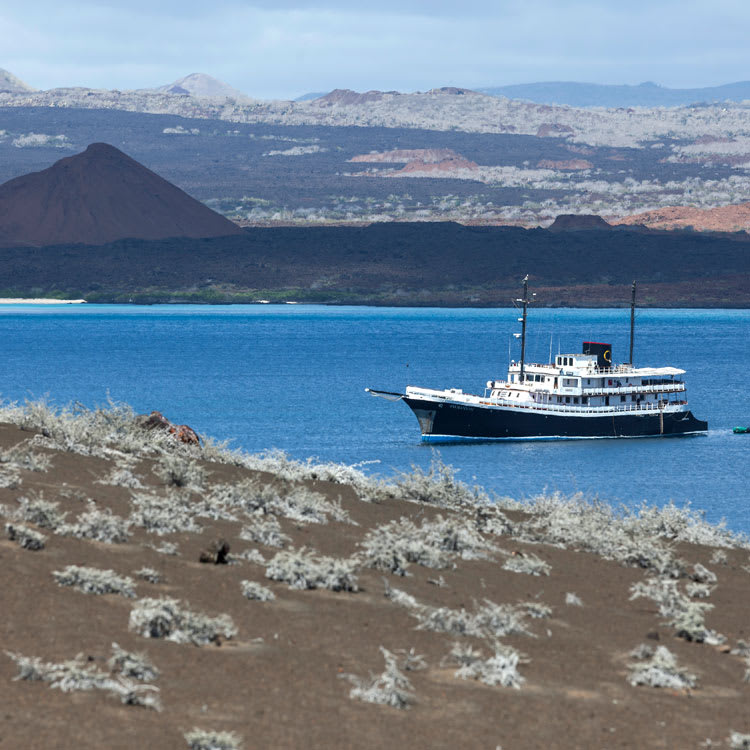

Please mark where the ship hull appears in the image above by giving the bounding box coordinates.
[404,397,708,442]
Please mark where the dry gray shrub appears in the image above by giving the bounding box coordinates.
[15,492,67,531]
[135,567,165,584]
[0,398,176,458]
[627,645,696,689]
[630,576,723,643]
[690,563,717,585]
[0,443,52,472]
[129,490,202,535]
[446,641,525,688]
[5,522,46,550]
[97,461,145,489]
[265,547,359,591]
[236,548,266,565]
[384,583,533,639]
[744,657,750,684]
[108,642,160,681]
[0,467,20,489]
[729,734,750,750]
[5,650,161,710]
[53,565,136,598]
[565,592,583,607]
[204,479,350,525]
[509,493,687,577]
[502,552,550,576]
[731,640,750,657]
[153,453,207,489]
[686,582,713,599]
[239,514,290,548]
[519,601,552,619]
[360,457,490,509]
[146,540,179,555]
[129,596,237,645]
[240,580,275,602]
[344,646,415,709]
[394,647,427,672]
[710,549,729,565]
[629,643,655,660]
[63,504,131,543]
[360,514,493,576]
[184,728,243,750]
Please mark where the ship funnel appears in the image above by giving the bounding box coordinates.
[583,341,612,368]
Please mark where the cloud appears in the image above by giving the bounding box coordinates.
[2,1,749,99]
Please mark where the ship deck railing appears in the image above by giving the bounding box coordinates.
[475,399,688,415]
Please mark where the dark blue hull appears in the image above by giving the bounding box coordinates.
[404,397,708,442]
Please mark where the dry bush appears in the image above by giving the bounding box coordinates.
[686,582,713,599]
[360,458,490,509]
[53,565,136,598]
[63,504,131,543]
[129,597,237,645]
[0,443,52,472]
[97,460,145,489]
[108,642,160,681]
[134,567,165,584]
[239,514,290,548]
[236,548,266,565]
[630,576,723,643]
[343,647,415,709]
[146,541,179,556]
[729,734,750,750]
[129,490,202,536]
[265,548,359,591]
[5,650,161,710]
[15,492,67,531]
[710,549,729,566]
[0,467,20,489]
[446,641,525,688]
[690,563,717,585]
[184,728,243,750]
[502,552,550,576]
[153,453,207,489]
[240,580,275,602]
[204,479,350,525]
[627,645,696,689]
[360,515,489,576]
[384,583,533,639]
[5,522,46,550]
[565,592,583,606]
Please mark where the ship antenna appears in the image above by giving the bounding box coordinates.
[629,280,636,365]
[519,275,530,382]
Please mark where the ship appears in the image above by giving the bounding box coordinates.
[367,278,708,441]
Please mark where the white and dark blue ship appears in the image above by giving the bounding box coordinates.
[367,279,707,441]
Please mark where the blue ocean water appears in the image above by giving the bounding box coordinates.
[1,304,748,531]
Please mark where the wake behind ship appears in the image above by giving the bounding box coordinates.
[367,279,707,441]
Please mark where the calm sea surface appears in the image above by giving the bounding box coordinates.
[1,304,748,531]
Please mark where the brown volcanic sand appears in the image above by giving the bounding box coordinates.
[1,423,749,749]
[0,143,244,247]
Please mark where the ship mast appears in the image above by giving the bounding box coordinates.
[628,280,636,365]
[519,275,530,382]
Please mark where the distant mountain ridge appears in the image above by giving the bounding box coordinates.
[477,80,750,108]
[0,143,243,246]
[0,68,35,94]
[148,73,251,101]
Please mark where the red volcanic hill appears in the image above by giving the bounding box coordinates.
[0,143,244,247]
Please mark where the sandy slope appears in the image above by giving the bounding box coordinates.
[0,418,749,750]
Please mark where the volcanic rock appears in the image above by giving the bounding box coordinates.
[548,214,611,231]
[349,148,460,164]
[153,73,250,101]
[0,143,244,247]
[0,68,35,94]
[537,158,593,170]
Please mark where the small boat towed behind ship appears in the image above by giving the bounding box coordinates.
[367,278,708,441]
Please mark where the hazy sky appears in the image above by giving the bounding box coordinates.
[2,0,749,99]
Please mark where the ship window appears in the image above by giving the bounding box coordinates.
[573,397,579,404]
[620,395,626,402]
[565,396,570,403]
[632,395,637,402]
[582,396,588,404]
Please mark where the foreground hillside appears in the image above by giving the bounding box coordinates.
[0,402,749,749]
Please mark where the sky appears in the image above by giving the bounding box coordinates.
[2,0,749,100]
